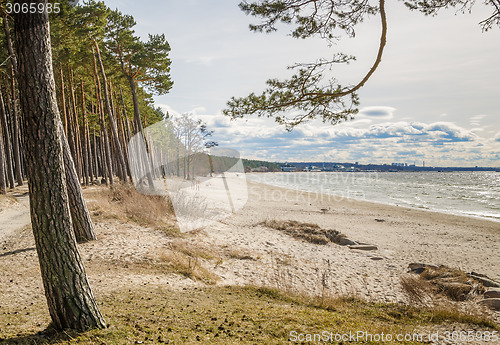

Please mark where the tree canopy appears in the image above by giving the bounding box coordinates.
[224,0,499,131]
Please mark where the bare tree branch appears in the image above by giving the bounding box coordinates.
[224,0,386,130]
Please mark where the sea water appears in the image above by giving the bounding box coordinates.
[247,171,500,222]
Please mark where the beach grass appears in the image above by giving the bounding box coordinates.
[1,285,497,344]
[2,182,499,344]
[85,184,179,236]
[259,219,346,245]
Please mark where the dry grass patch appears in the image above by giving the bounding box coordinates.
[259,219,346,245]
[224,247,259,261]
[85,184,178,235]
[159,249,219,285]
[422,266,485,301]
[152,238,221,284]
[261,286,497,332]
[169,239,217,261]
[2,285,496,345]
[400,275,436,306]
[403,265,486,303]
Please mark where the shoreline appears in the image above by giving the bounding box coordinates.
[1,182,498,342]
[199,179,500,300]
[245,171,500,224]
[249,178,500,225]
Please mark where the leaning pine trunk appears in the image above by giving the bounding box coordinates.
[127,76,154,187]
[61,128,97,243]
[0,87,15,189]
[93,41,128,182]
[69,68,83,180]
[92,48,113,185]
[0,119,6,194]
[14,1,105,330]
[3,12,23,186]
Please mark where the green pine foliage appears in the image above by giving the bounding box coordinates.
[44,0,172,135]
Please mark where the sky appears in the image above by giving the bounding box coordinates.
[101,0,500,167]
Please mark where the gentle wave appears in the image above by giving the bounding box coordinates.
[247,171,500,222]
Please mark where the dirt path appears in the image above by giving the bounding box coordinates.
[0,187,31,243]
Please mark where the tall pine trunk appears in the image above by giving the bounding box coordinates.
[127,76,154,187]
[0,87,15,189]
[3,13,23,186]
[113,86,132,182]
[14,1,105,330]
[93,41,128,182]
[61,127,97,243]
[69,68,83,180]
[92,48,113,185]
[0,117,6,194]
[9,66,23,186]
[80,81,90,186]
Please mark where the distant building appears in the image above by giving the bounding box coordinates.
[280,165,297,172]
[306,165,321,172]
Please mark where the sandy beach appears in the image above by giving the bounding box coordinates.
[1,179,499,343]
[1,179,498,305]
[194,179,500,303]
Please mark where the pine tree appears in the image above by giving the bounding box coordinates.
[13,0,105,330]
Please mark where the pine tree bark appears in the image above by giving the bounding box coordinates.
[69,69,83,180]
[80,81,90,186]
[0,118,6,194]
[59,65,69,136]
[92,49,113,185]
[114,88,133,183]
[93,41,128,182]
[14,2,105,330]
[3,13,24,186]
[87,126,95,182]
[127,76,154,187]
[59,123,97,243]
[0,87,15,189]
[93,130,101,180]
[9,66,23,186]
[119,87,132,144]
[110,82,132,182]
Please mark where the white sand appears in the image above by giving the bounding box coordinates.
[193,180,500,303]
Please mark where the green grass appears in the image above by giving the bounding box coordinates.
[1,286,497,344]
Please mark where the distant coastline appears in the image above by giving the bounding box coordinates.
[247,171,500,223]
[275,161,500,173]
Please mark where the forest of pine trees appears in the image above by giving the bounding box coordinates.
[0,0,172,194]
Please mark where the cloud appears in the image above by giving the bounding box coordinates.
[470,114,488,126]
[325,121,476,144]
[157,104,181,118]
[157,104,499,166]
[423,122,477,143]
[224,120,487,165]
[396,150,417,156]
[358,106,396,120]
